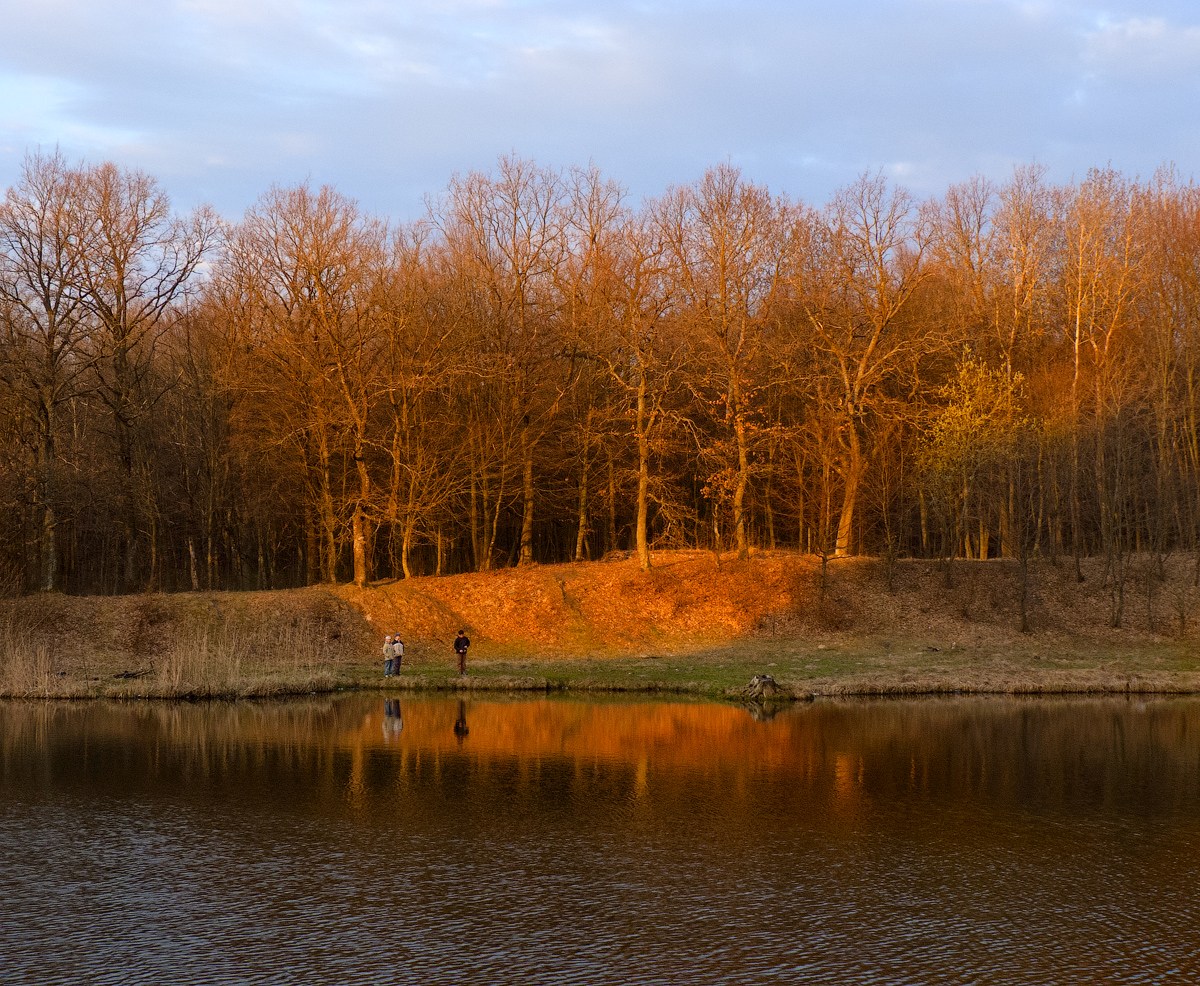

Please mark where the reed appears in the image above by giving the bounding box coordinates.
[0,620,58,696]
[139,615,337,697]
[0,617,103,698]
[0,611,339,700]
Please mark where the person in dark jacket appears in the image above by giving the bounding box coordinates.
[454,630,470,676]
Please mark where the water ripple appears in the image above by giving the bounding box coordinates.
[4,696,1200,984]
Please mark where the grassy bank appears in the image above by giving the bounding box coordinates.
[3,551,1200,700]
[346,636,1200,700]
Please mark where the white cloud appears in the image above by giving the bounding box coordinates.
[1084,15,1200,78]
[1,0,1198,220]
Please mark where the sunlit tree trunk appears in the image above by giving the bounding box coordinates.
[519,425,535,566]
[636,372,652,571]
[434,156,568,571]
[655,165,788,563]
[799,174,933,557]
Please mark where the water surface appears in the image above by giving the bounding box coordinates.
[2,694,1198,984]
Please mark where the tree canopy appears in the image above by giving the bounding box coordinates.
[2,152,1198,601]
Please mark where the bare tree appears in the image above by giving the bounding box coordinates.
[0,151,92,591]
[1055,168,1147,595]
[799,173,934,556]
[76,161,217,588]
[217,182,387,587]
[564,177,684,571]
[1142,169,1200,580]
[434,155,569,568]
[554,166,627,563]
[377,223,465,578]
[656,164,791,560]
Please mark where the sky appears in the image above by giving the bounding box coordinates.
[2,0,1199,223]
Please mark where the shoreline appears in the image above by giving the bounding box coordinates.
[5,551,1200,702]
[7,642,1200,703]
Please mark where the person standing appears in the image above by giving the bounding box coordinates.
[454,630,470,676]
[391,635,405,671]
[383,634,395,677]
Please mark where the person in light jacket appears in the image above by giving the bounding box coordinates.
[383,634,395,677]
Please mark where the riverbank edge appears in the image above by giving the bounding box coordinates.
[7,651,1200,703]
[6,551,1200,702]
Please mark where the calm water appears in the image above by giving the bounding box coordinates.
[2,693,1199,985]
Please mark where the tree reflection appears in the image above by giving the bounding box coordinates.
[4,696,1200,824]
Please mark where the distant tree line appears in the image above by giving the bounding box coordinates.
[3,149,1200,606]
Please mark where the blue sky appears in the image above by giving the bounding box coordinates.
[2,0,1199,222]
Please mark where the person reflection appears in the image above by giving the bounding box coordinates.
[453,699,469,747]
[383,698,404,741]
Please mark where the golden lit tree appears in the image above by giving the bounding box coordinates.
[798,173,934,556]
[217,182,387,587]
[433,156,568,568]
[656,164,791,560]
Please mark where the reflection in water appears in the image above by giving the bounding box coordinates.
[1,694,1200,984]
[453,698,469,746]
[382,697,403,741]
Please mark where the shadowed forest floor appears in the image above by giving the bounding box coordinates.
[4,550,1200,699]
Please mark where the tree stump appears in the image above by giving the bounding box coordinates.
[745,673,780,699]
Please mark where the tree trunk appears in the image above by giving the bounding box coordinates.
[401,514,416,580]
[38,494,57,593]
[188,538,200,591]
[574,457,589,563]
[836,425,863,557]
[734,408,750,560]
[352,505,368,588]
[636,375,651,571]
[919,490,930,557]
[352,440,372,587]
[607,455,618,554]
[519,434,535,566]
[469,467,481,571]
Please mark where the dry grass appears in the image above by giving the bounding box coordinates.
[144,617,339,698]
[0,589,357,699]
[4,549,1200,699]
[346,549,1200,656]
[0,620,68,697]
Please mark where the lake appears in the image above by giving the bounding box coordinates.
[2,693,1198,984]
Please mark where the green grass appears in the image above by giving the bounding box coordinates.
[334,635,1200,700]
[7,621,1200,702]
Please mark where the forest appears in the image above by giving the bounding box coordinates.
[2,149,1199,603]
